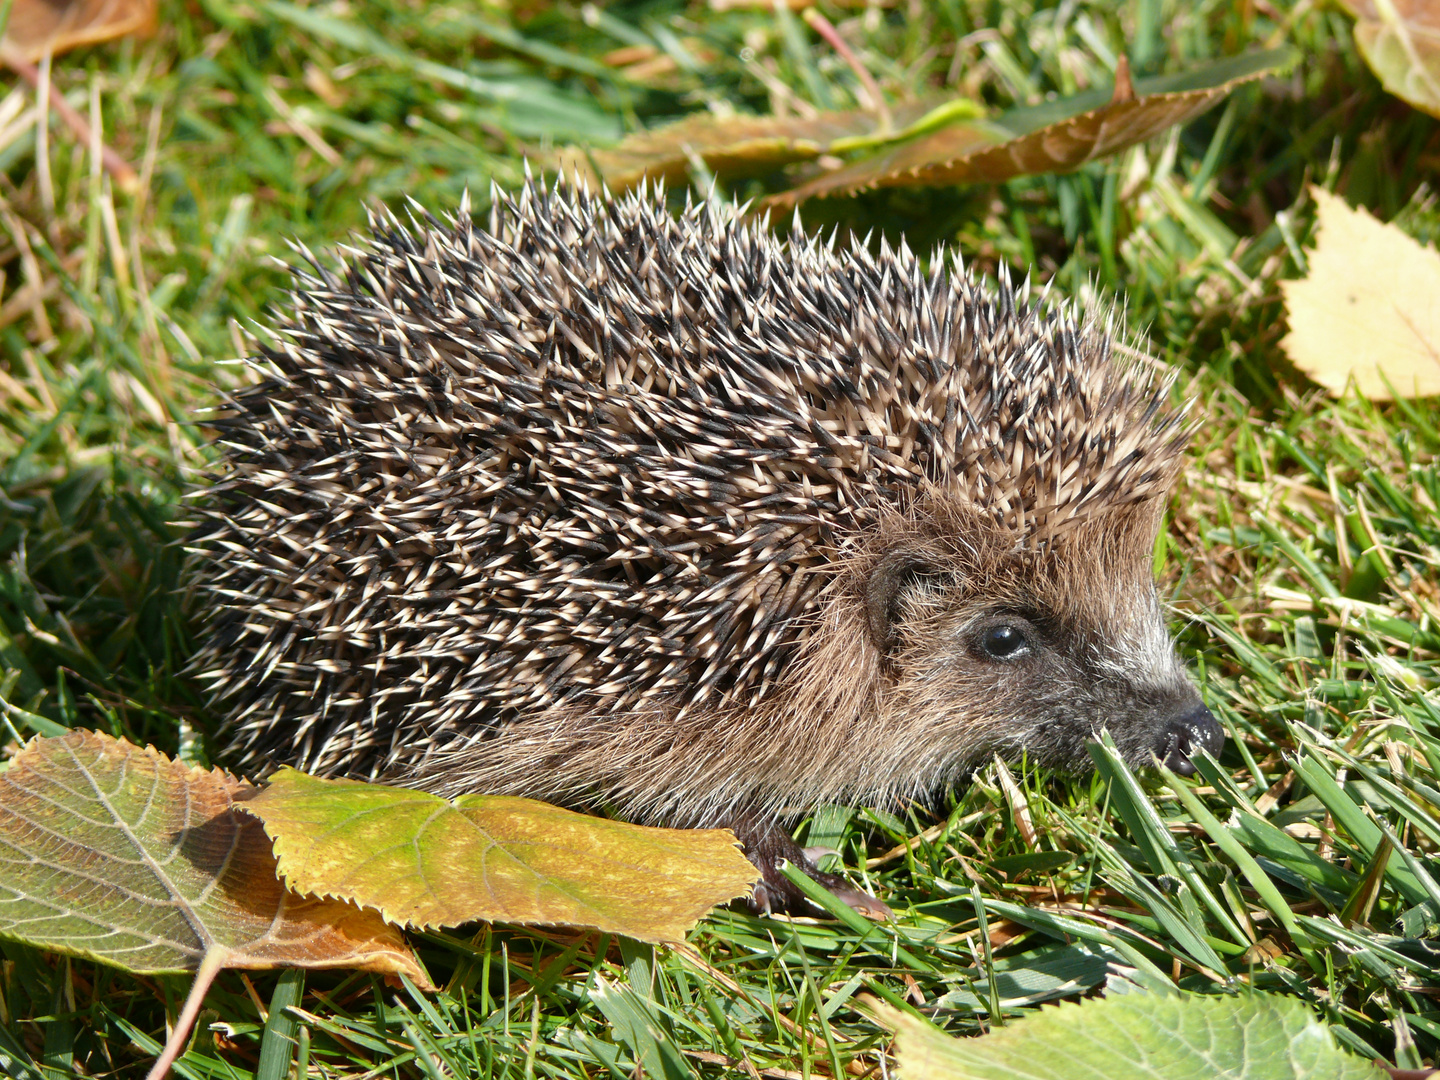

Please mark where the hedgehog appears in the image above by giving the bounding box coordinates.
[191,177,1224,915]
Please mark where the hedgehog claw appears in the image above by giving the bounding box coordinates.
[809,870,894,921]
[750,879,777,917]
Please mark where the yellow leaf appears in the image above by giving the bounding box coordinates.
[1339,0,1440,118]
[244,769,760,944]
[1280,187,1440,400]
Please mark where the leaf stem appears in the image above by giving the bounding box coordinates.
[145,946,228,1080]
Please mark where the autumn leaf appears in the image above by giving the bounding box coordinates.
[244,768,760,944]
[0,730,437,1080]
[560,50,1292,208]
[1280,187,1440,400]
[0,0,157,65]
[765,49,1291,208]
[1339,0,1440,118]
[0,730,428,983]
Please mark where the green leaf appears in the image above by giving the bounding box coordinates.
[262,0,619,141]
[1290,743,1428,905]
[1090,738,1248,947]
[256,969,306,1080]
[980,899,1177,992]
[1226,812,1357,899]
[0,1022,45,1080]
[244,768,760,943]
[869,991,1388,1080]
[554,105,932,191]
[1162,763,1312,949]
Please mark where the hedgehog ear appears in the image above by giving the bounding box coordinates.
[865,551,939,653]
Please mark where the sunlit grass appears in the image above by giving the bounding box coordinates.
[1,0,1438,1076]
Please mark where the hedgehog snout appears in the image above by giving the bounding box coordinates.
[1155,703,1224,776]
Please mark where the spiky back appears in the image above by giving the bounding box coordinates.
[193,180,1186,781]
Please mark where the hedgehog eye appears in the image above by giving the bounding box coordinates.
[979,623,1029,661]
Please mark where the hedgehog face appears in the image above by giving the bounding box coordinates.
[870,514,1223,781]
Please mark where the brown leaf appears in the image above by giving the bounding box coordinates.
[0,0,157,64]
[244,768,760,944]
[0,730,429,986]
[765,49,1290,208]
[1110,54,1136,105]
[1340,0,1440,118]
[558,51,1289,208]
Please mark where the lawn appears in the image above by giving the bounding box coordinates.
[1,0,1439,1077]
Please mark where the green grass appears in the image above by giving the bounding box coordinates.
[2,0,1440,1076]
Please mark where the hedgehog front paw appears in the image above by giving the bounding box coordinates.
[747,851,892,921]
[729,811,891,920]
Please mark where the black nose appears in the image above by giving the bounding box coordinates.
[1157,704,1225,776]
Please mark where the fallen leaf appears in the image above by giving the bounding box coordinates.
[866,992,1387,1080]
[560,50,1292,208]
[0,0,157,64]
[0,730,428,984]
[554,103,941,192]
[1339,0,1440,118]
[1281,187,1440,400]
[767,49,1291,207]
[244,768,760,944]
